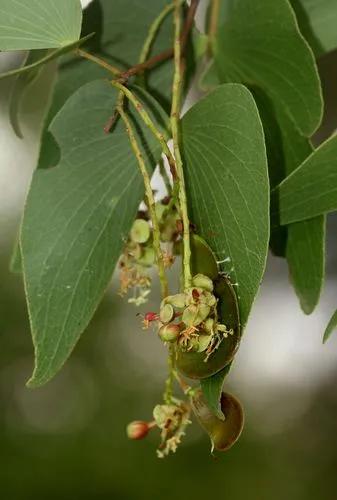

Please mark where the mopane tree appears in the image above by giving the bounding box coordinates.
[1,0,337,457]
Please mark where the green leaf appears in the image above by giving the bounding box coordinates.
[323,310,337,344]
[274,106,325,314]
[182,84,269,326]
[0,34,94,82]
[200,365,232,420]
[0,0,82,50]
[5,34,94,139]
[292,0,337,55]
[8,1,103,272]
[9,233,23,274]
[35,0,177,169]
[20,81,167,387]
[251,88,325,314]
[8,50,48,139]
[214,0,323,137]
[287,217,325,314]
[278,134,337,224]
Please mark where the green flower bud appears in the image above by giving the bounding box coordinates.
[182,304,210,327]
[160,303,174,324]
[197,334,212,353]
[158,324,180,342]
[155,202,166,221]
[165,293,186,309]
[130,219,150,244]
[204,317,215,333]
[192,273,214,292]
[196,304,211,325]
[202,291,217,307]
[137,247,155,267]
[126,421,150,440]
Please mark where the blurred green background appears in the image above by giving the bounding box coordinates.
[1,35,337,500]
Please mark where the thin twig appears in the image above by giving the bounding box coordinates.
[171,0,193,290]
[76,1,198,84]
[138,2,176,69]
[111,81,177,180]
[76,48,121,76]
[117,105,169,299]
[118,0,199,82]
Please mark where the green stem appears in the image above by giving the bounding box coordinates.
[208,0,220,53]
[138,2,176,68]
[164,344,175,404]
[171,0,192,290]
[159,158,172,195]
[117,105,169,299]
[76,48,121,76]
[111,81,177,181]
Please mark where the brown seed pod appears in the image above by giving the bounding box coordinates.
[191,389,244,452]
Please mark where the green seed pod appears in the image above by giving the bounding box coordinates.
[137,247,155,267]
[191,389,244,452]
[160,303,174,324]
[158,324,180,343]
[192,273,214,292]
[165,293,186,309]
[176,274,241,379]
[130,219,150,244]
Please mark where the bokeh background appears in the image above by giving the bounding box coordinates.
[1,2,337,498]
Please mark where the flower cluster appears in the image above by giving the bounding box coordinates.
[144,274,234,361]
[126,399,191,458]
[153,400,191,458]
[119,199,179,306]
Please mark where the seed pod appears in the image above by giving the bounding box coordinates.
[192,274,214,292]
[158,324,180,343]
[176,274,241,379]
[130,219,150,244]
[191,389,244,452]
[126,421,150,440]
[160,303,174,324]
